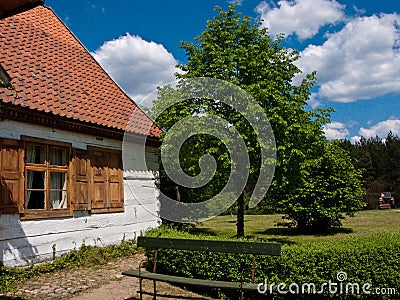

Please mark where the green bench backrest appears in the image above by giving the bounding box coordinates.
[137,236,281,256]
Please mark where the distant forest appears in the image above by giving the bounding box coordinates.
[338,132,400,208]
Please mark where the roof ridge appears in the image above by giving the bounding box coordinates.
[43,5,143,110]
[42,4,159,129]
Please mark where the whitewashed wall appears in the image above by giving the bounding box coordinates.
[0,120,161,267]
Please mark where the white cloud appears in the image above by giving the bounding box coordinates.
[91,33,179,105]
[256,0,345,39]
[352,5,366,16]
[358,118,400,139]
[324,121,349,139]
[351,136,361,144]
[296,13,400,103]
[228,0,244,5]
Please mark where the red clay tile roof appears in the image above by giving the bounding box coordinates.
[0,4,161,138]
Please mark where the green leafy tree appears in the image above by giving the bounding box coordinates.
[153,4,364,234]
[153,81,255,229]
[282,141,365,231]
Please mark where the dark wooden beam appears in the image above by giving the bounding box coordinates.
[137,236,282,256]
[0,104,160,146]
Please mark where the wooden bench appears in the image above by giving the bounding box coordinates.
[122,236,281,300]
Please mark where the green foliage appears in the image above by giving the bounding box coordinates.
[281,141,365,231]
[145,227,400,299]
[0,238,138,293]
[151,4,365,232]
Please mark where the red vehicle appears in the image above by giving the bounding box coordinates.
[378,192,395,209]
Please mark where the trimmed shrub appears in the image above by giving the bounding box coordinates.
[145,227,400,299]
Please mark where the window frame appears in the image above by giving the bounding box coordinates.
[22,136,72,220]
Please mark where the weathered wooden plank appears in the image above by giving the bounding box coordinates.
[137,237,281,256]
[122,269,261,291]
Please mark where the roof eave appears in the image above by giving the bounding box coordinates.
[0,0,43,19]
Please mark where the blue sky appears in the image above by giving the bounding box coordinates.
[45,0,400,142]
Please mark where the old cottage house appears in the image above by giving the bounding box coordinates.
[0,0,161,266]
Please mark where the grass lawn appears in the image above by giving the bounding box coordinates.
[193,209,400,244]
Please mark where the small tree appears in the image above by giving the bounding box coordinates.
[282,141,365,231]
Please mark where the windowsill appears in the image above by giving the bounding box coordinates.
[91,207,124,214]
[21,209,72,220]
[20,207,125,220]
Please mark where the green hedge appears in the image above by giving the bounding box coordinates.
[145,227,400,299]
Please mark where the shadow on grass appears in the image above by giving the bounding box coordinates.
[244,227,354,245]
[227,218,251,224]
[187,227,218,236]
[188,224,354,245]
[256,227,354,237]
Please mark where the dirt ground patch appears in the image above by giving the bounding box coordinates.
[4,253,213,300]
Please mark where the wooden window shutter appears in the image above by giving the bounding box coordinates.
[0,138,24,214]
[88,147,124,213]
[71,149,92,211]
[91,149,108,210]
[108,151,124,210]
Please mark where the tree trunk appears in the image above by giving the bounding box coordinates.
[175,185,181,202]
[236,193,245,238]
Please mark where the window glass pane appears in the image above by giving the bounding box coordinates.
[50,191,67,209]
[26,144,45,164]
[27,191,45,209]
[50,172,66,190]
[27,170,45,189]
[26,170,45,209]
[50,172,67,209]
[50,147,67,166]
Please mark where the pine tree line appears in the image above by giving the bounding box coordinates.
[338,132,400,208]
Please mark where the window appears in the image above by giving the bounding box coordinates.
[24,139,70,218]
[0,136,124,219]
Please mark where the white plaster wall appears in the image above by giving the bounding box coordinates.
[0,120,161,267]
